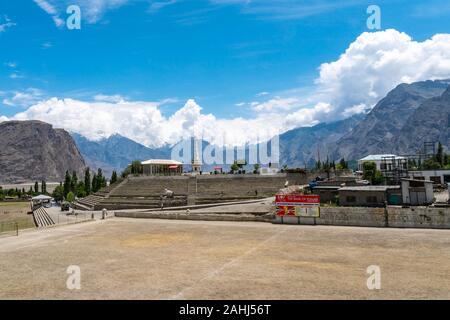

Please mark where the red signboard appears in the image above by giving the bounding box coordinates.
[275,194,320,218]
[275,194,320,204]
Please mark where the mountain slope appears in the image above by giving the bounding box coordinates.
[333,79,450,160]
[279,115,363,167]
[0,120,86,183]
[71,79,450,171]
[395,86,450,154]
[72,133,171,177]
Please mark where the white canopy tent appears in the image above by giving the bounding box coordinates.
[32,195,53,201]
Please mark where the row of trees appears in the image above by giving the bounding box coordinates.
[1,167,119,203]
[0,186,37,200]
[408,142,450,170]
[0,180,50,201]
[120,161,143,178]
[54,168,108,201]
[315,158,349,171]
[51,168,119,202]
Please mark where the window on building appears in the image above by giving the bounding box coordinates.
[346,196,356,203]
[366,196,378,203]
[430,176,442,184]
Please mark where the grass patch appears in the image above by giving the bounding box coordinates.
[0,217,35,232]
[0,202,34,234]
[0,201,30,208]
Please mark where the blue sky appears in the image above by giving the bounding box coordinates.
[1,0,450,146]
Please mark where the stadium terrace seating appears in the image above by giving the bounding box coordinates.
[33,206,55,228]
[108,176,190,197]
[83,174,294,210]
[73,183,121,210]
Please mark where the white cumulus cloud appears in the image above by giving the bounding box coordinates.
[315,29,450,119]
[2,29,450,147]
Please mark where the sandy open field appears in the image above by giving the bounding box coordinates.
[0,218,449,300]
[0,202,34,232]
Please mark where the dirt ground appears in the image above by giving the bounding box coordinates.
[0,202,34,231]
[0,218,449,300]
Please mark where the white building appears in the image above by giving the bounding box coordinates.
[408,169,450,185]
[358,154,407,172]
[401,178,434,205]
[141,159,183,176]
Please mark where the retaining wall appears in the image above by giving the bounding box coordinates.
[275,206,450,229]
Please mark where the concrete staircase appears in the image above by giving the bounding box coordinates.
[33,206,55,228]
[74,194,105,210]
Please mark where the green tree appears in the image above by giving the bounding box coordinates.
[71,171,78,193]
[84,167,91,195]
[121,166,131,178]
[253,164,261,174]
[373,170,385,185]
[34,181,39,194]
[91,173,98,193]
[331,160,336,170]
[337,158,349,170]
[362,161,376,181]
[444,154,450,166]
[111,170,118,184]
[422,158,442,170]
[315,160,322,170]
[436,142,444,166]
[41,180,46,194]
[362,161,385,185]
[76,182,86,198]
[66,191,75,203]
[131,161,143,175]
[52,185,64,202]
[97,168,106,189]
[63,170,71,198]
[231,161,239,173]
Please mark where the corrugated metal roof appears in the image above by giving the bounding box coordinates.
[339,186,400,192]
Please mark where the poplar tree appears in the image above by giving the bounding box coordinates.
[84,168,91,195]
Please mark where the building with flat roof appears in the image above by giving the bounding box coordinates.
[401,178,434,206]
[141,159,183,176]
[339,185,401,207]
[408,169,450,185]
[358,154,408,184]
[358,154,407,171]
[311,185,340,203]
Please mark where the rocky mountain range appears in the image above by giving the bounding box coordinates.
[71,133,171,178]
[279,114,364,167]
[394,85,450,155]
[332,79,450,160]
[0,121,86,183]
[2,79,449,181]
[73,79,450,172]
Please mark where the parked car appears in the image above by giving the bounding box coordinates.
[61,202,70,212]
